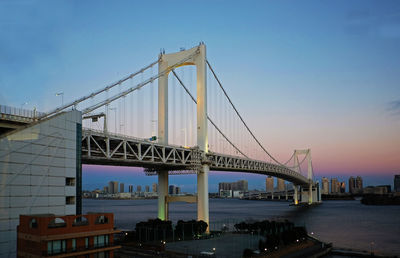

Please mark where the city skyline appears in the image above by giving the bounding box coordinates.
[83,164,396,193]
[2,1,399,187]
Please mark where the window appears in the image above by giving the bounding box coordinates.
[73,216,89,226]
[47,240,66,255]
[95,215,108,224]
[85,237,89,248]
[94,235,109,248]
[29,218,38,228]
[48,218,66,228]
[72,239,76,251]
[94,251,109,258]
[66,177,76,186]
[66,196,75,205]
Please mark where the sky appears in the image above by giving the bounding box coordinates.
[1,0,399,191]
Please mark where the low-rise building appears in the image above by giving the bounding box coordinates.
[17,213,120,257]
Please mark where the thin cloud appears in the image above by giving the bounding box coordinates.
[387,100,400,115]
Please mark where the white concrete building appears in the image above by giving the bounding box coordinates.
[0,111,82,257]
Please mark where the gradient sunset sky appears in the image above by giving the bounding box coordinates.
[1,1,399,191]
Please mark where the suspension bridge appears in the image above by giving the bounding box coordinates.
[1,43,320,233]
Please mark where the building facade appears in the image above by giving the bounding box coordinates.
[17,213,120,257]
[395,175,400,192]
[266,177,274,193]
[277,178,285,192]
[0,110,82,257]
[331,178,339,194]
[356,176,363,193]
[322,177,329,194]
[152,183,158,193]
[108,181,118,194]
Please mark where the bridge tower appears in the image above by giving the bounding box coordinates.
[294,149,314,204]
[157,44,209,229]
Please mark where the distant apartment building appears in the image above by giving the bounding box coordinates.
[340,182,346,193]
[356,176,363,193]
[17,213,120,257]
[169,185,181,195]
[108,181,118,194]
[349,176,363,194]
[128,185,133,193]
[349,176,356,194]
[145,185,150,192]
[137,185,142,192]
[277,178,285,192]
[266,177,274,193]
[152,183,158,193]
[120,183,124,193]
[395,175,400,192]
[331,178,340,194]
[103,186,109,193]
[218,180,248,197]
[322,177,329,194]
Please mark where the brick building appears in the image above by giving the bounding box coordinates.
[17,213,120,257]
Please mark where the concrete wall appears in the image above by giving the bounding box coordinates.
[0,110,81,257]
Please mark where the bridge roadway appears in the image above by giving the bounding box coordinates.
[82,129,311,186]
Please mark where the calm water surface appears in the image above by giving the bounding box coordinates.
[83,198,400,255]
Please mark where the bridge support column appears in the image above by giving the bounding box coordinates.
[158,171,169,220]
[197,164,209,231]
[308,183,313,205]
[157,49,169,221]
[294,185,298,205]
[195,44,209,232]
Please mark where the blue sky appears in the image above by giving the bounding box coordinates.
[1,1,399,191]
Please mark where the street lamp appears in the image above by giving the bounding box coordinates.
[55,92,64,106]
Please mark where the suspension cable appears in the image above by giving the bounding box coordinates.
[171,70,248,158]
[81,48,200,115]
[206,60,296,167]
[40,60,159,119]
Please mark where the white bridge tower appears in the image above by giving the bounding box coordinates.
[157,43,209,230]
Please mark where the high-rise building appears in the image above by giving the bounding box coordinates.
[331,178,339,194]
[356,176,363,193]
[340,182,346,193]
[395,175,400,192]
[137,185,142,192]
[128,185,133,193]
[145,185,150,192]
[169,185,180,195]
[152,183,158,193]
[266,176,274,193]
[218,180,248,192]
[322,177,329,194]
[349,176,356,194]
[103,186,108,193]
[277,178,285,192]
[120,183,124,193]
[108,181,118,194]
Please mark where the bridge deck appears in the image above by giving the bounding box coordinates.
[82,129,311,186]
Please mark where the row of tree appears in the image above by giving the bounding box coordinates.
[133,219,208,242]
[234,219,295,235]
[235,219,308,257]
